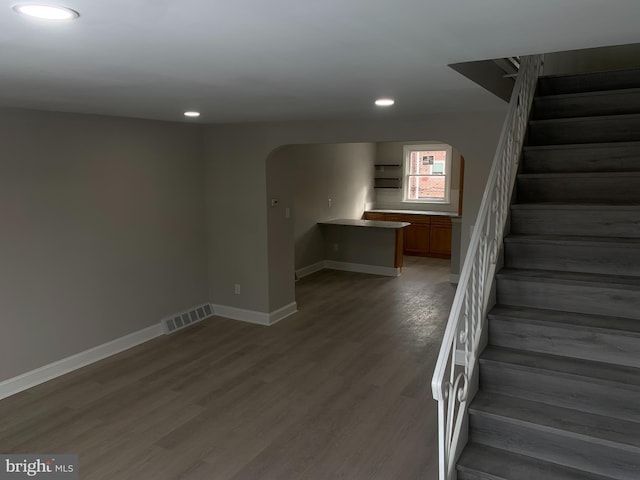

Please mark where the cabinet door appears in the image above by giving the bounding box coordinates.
[404,224,430,256]
[430,225,452,257]
[376,213,404,222]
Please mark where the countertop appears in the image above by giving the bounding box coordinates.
[319,219,410,229]
[366,209,460,218]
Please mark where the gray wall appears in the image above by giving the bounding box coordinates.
[0,109,208,381]
[374,141,463,214]
[203,111,506,314]
[265,143,375,311]
[269,143,375,272]
[265,147,296,313]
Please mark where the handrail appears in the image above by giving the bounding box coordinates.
[430,54,543,480]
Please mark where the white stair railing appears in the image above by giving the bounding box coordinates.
[431,54,543,480]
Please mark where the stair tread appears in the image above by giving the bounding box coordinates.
[518,171,640,179]
[504,234,640,247]
[523,140,640,152]
[497,268,640,289]
[480,345,640,388]
[539,68,640,80]
[528,112,640,125]
[521,142,640,174]
[511,203,640,211]
[458,443,615,480]
[489,305,640,336]
[535,87,640,101]
[470,392,640,450]
[538,69,640,93]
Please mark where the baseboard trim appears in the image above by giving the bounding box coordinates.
[212,302,298,326]
[269,302,298,325]
[324,260,401,277]
[212,304,270,325]
[0,323,164,401]
[296,261,325,280]
[449,274,460,284]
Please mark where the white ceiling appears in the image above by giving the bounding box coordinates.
[1,0,639,123]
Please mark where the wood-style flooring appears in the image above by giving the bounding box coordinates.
[0,257,455,479]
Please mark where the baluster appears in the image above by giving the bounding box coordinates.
[432,55,542,480]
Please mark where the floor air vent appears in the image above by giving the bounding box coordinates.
[163,303,213,334]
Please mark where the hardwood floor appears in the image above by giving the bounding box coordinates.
[0,257,455,479]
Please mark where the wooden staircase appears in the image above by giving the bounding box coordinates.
[456,69,640,479]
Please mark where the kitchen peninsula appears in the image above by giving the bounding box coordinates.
[362,210,458,258]
[318,219,410,276]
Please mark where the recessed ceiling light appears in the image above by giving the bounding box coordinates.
[12,4,79,20]
[184,111,201,118]
[375,98,395,107]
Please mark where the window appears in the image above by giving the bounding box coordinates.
[403,144,452,204]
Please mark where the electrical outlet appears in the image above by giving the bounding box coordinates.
[328,198,332,207]
[234,284,241,295]
[285,207,290,219]
[333,243,339,252]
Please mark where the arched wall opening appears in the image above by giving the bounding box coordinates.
[265,139,466,317]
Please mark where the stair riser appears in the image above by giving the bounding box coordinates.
[510,209,640,238]
[489,319,640,368]
[479,361,640,422]
[469,414,640,480]
[533,90,640,120]
[458,443,612,480]
[504,242,640,277]
[497,277,640,320]
[517,175,640,203]
[527,116,640,146]
[523,144,640,173]
[537,70,640,96]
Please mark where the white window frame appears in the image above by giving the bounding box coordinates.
[402,143,452,204]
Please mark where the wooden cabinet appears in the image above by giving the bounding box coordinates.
[404,223,430,255]
[429,218,453,257]
[402,215,430,256]
[363,211,453,258]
